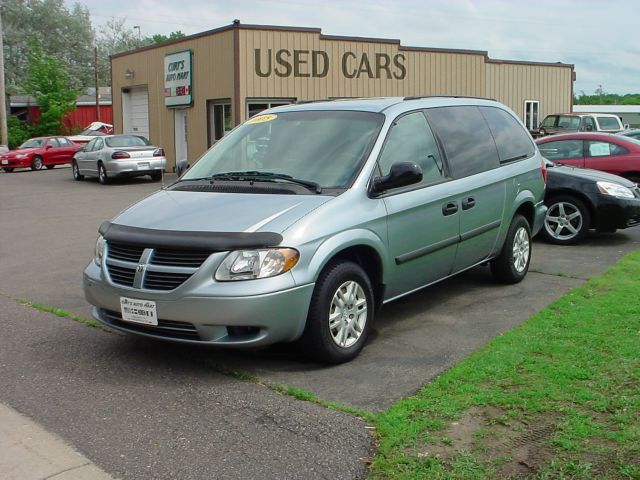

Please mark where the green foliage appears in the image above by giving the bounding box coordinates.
[1,0,95,93]
[22,37,79,136]
[574,91,640,105]
[7,115,33,149]
[149,31,186,44]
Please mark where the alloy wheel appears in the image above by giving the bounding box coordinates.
[512,226,530,273]
[328,280,368,348]
[545,201,582,241]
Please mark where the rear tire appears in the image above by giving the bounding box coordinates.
[72,161,84,181]
[31,155,43,171]
[150,171,162,181]
[298,261,374,364]
[98,162,108,185]
[491,214,531,284]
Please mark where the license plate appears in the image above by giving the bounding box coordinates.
[120,297,158,325]
[137,162,150,169]
[1,160,7,165]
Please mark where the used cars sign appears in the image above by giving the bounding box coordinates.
[164,50,192,107]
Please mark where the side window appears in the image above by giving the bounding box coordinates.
[586,141,628,157]
[596,116,622,130]
[47,138,60,147]
[377,112,447,186]
[425,106,500,178]
[583,117,596,131]
[85,139,97,152]
[93,138,104,151]
[480,107,535,163]
[58,137,72,147]
[538,140,583,160]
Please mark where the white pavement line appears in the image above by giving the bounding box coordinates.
[0,402,116,480]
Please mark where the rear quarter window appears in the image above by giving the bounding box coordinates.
[425,106,499,178]
[596,116,622,130]
[479,107,535,163]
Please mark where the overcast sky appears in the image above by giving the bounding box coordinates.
[66,0,639,95]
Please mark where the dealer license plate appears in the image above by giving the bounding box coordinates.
[1,160,7,165]
[120,297,158,326]
[137,162,150,169]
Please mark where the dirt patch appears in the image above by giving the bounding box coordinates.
[412,406,558,478]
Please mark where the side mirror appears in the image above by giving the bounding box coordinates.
[175,159,190,176]
[371,162,423,195]
[45,144,53,150]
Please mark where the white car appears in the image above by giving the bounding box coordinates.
[68,122,114,144]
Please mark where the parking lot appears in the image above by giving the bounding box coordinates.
[2,166,639,479]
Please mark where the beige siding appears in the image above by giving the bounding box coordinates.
[485,62,573,121]
[112,30,234,168]
[238,30,486,122]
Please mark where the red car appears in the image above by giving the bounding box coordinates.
[536,132,640,183]
[0,136,82,172]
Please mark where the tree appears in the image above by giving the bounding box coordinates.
[2,0,95,93]
[150,31,186,44]
[23,37,79,136]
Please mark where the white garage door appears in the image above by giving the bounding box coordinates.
[122,87,150,140]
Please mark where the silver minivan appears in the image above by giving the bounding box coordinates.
[84,97,547,363]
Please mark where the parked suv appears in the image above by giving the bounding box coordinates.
[83,97,547,363]
[537,113,624,137]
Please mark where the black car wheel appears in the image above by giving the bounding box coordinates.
[298,261,374,364]
[98,163,109,185]
[490,214,531,284]
[72,161,84,181]
[542,195,590,245]
[31,155,43,171]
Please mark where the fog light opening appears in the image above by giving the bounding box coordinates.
[226,326,261,339]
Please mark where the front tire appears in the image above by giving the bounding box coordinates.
[298,261,374,364]
[31,155,43,171]
[541,195,590,245]
[72,161,84,181]
[491,214,531,284]
[98,162,108,185]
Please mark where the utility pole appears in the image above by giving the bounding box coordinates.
[0,3,8,147]
[94,46,100,121]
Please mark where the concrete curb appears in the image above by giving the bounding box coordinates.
[0,403,115,480]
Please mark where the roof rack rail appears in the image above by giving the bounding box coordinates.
[295,98,339,105]
[403,95,497,101]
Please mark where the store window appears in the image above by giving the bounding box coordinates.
[246,98,295,119]
[524,100,539,131]
[207,100,232,147]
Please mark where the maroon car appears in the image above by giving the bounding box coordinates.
[0,136,82,172]
[536,132,640,183]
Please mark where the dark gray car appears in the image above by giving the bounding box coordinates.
[84,97,547,363]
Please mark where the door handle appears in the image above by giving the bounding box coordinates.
[442,202,458,216]
[461,197,476,210]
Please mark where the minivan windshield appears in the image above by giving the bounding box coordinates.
[183,110,384,189]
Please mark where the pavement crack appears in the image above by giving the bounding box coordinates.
[43,462,91,479]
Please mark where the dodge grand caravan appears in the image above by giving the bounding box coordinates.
[84,97,547,363]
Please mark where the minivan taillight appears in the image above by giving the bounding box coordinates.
[541,158,548,184]
[111,151,130,159]
[153,148,165,157]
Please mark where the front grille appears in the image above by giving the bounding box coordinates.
[108,243,145,262]
[143,271,193,290]
[101,309,200,340]
[151,249,211,267]
[107,264,136,287]
[105,241,213,291]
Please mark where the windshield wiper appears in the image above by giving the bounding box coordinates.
[210,171,323,193]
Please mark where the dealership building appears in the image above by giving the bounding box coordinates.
[111,21,575,170]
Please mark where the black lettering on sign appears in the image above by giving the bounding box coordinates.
[357,53,373,78]
[254,48,272,77]
[275,49,292,77]
[341,52,357,79]
[375,53,391,79]
[393,54,407,80]
[312,50,329,77]
[293,50,310,77]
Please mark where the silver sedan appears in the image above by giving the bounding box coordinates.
[72,134,167,185]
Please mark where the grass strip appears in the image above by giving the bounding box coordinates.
[370,250,640,479]
[15,297,110,332]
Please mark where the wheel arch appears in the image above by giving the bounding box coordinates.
[545,189,595,228]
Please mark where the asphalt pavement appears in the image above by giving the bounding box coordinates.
[1,166,638,479]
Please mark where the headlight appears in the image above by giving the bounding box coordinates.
[215,248,299,281]
[596,181,635,199]
[94,235,105,266]
[15,154,27,159]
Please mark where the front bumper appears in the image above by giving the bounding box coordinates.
[105,157,167,176]
[83,261,315,347]
[1,156,30,168]
[592,195,640,231]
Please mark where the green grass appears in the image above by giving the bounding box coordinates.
[15,297,110,331]
[369,250,640,479]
